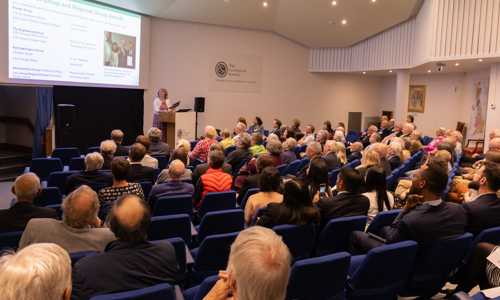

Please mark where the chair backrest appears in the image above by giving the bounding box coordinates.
[342,162,353,169]
[276,164,287,176]
[385,175,393,190]
[99,202,115,221]
[138,181,153,202]
[250,206,266,226]
[70,251,97,267]
[186,165,195,172]
[151,155,167,171]
[350,159,361,168]
[86,146,101,154]
[329,169,341,187]
[191,232,240,280]
[45,204,62,220]
[150,237,188,284]
[286,252,351,300]
[314,216,366,256]
[239,188,260,211]
[348,241,419,299]
[298,157,310,170]
[464,226,500,262]
[153,168,160,183]
[147,214,192,246]
[184,275,220,300]
[29,158,63,181]
[264,130,269,137]
[69,157,85,171]
[284,159,302,176]
[0,231,23,250]
[198,191,237,220]
[346,135,357,144]
[47,171,78,195]
[33,187,62,207]
[197,209,244,244]
[273,223,316,262]
[51,148,81,166]
[181,178,193,184]
[89,283,175,300]
[366,209,401,235]
[190,141,198,151]
[224,145,237,157]
[294,146,301,159]
[232,157,251,178]
[152,194,194,219]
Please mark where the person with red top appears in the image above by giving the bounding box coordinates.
[189,125,218,162]
[193,150,232,208]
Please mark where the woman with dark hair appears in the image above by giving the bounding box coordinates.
[291,119,301,132]
[233,117,248,135]
[244,167,283,225]
[251,117,265,136]
[257,178,320,228]
[98,157,144,206]
[407,115,417,129]
[281,127,296,142]
[324,121,335,140]
[155,149,192,184]
[304,159,332,199]
[362,166,394,229]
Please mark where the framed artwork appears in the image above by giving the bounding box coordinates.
[408,85,426,112]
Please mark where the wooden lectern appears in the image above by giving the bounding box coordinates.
[157,112,176,148]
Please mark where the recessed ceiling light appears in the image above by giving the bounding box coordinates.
[342,20,346,24]
[372,0,376,2]
[263,2,267,6]
[328,21,335,25]
[479,59,483,62]
[332,1,336,5]
[363,72,366,74]
[389,70,392,73]
[428,70,431,73]
[455,63,459,66]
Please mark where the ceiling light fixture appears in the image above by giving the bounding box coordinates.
[263,2,268,7]
[363,72,366,74]
[479,59,483,62]
[342,20,346,24]
[389,70,392,73]
[455,63,459,66]
[428,70,431,73]
[332,1,336,5]
[372,0,376,2]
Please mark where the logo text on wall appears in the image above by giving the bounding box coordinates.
[215,61,246,78]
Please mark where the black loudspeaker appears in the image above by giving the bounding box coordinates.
[58,104,75,128]
[194,97,205,112]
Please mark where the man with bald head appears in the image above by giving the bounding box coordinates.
[19,186,115,254]
[71,194,178,299]
[147,159,195,209]
[0,173,57,233]
[373,143,391,176]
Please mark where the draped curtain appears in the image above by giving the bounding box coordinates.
[32,87,53,158]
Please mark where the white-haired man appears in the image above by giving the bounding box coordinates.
[323,140,341,171]
[360,125,378,148]
[0,173,57,233]
[19,186,115,254]
[64,152,113,195]
[297,124,315,146]
[203,226,291,300]
[100,139,116,169]
[450,131,463,156]
[148,127,171,160]
[388,142,402,170]
[297,141,323,179]
[409,130,424,156]
[400,123,414,139]
[364,132,381,151]
[232,123,247,145]
[227,132,253,170]
[0,243,72,300]
[281,137,298,164]
[111,129,129,156]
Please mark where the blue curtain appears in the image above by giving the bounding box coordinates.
[33,87,53,158]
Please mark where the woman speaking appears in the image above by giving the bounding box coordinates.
[152,88,172,143]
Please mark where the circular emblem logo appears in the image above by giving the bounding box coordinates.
[177,129,183,139]
[215,61,228,78]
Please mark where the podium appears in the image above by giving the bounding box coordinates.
[157,112,196,147]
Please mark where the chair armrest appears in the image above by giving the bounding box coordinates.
[174,285,185,300]
[186,245,194,265]
[191,222,198,237]
[453,291,474,300]
[465,139,484,148]
[348,254,366,277]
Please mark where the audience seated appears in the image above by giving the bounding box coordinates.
[304,159,332,199]
[400,123,413,139]
[190,125,219,162]
[257,178,320,228]
[232,122,247,145]
[313,167,369,231]
[148,159,195,209]
[147,127,170,160]
[322,140,341,171]
[281,137,297,164]
[450,130,463,156]
[291,118,301,132]
[156,149,193,184]
[244,167,283,225]
[362,166,394,230]
[192,144,232,186]
[409,130,424,156]
[237,154,274,205]
[387,142,402,170]
[0,173,57,233]
[71,194,178,300]
[347,142,363,163]
[269,119,282,137]
[360,125,377,148]
[315,130,328,150]
[297,141,323,179]
[250,132,265,157]
[365,132,381,151]
[194,150,233,208]
[373,143,391,176]
[265,138,284,167]
[64,152,113,195]
[100,139,116,169]
[219,128,235,149]
[126,143,155,184]
[333,130,345,143]
[250,116,265,135]
[19,186,115,254]
[135,135,158,168]
[377,120,391,140]
[226,132,253,170]
[111,129,129,156]
[297,124,315,145]
[349,163,467,255]
[281,126,296,143]
[381,123,403,144]
[98,157,145,206]
[401,137,412,161]
[424,127,446,153]
[203,226,291,300]
[356,149,380,178]
[323,120,335,140]
[0,243,72,300]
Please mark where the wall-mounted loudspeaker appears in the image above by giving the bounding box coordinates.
[194,97,205,113]
[58,104,75,128]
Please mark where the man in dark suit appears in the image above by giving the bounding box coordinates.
[269,119,282,137]
[296,141,323,179]
[117,40,128,68]
[226,132,253,170]
[236,154,274,204]
[0,173,58,233]
[100,140,115,169]
[322,141,341,171]
[462,162,500,236]
[111,129,129,156]
[373,143,391,176]
[64,152,113,195]
[192,144,232,185]
[314,167,369,231]
[377,120,391,141]
[126,143,154,184]
[381,123,404,144]
[387,142,402,170]
[360,125,377,149]
[126,42,135,68]
[348,163,467,255]
[347,142,363,163]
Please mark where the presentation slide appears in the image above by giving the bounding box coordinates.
[8,0,141,86]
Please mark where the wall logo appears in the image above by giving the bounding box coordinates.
[177,129,183,139]
[215,61,228,78]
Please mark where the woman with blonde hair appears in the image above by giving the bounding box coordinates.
[356,150,380,178]
[335,141,348,165]
[152,88,173,142]
[189,125,219,162]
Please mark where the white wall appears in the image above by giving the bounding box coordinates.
[485,63,500,149]
[146,18,384,137]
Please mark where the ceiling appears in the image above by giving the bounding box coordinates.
[93,0,422,48]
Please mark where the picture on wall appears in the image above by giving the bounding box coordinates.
[469,78,489,139]
[408,85,426,112]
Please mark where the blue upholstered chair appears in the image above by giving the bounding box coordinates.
[273,223,316,263]
[32,187,62,207]
[314,215,366,256]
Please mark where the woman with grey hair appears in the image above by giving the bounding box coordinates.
[266,138,284,167]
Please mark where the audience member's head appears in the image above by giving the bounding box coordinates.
[284,127,295,139]
[85,152,105,171]
[305,158,330,198]
[284,138,297,152]
[107,194,151,245]
[252,132,263,146]
[369,132,381,144]
[336,142,348,165]
[402,124,414,135]
[444,129,453,137]
[410,163,448,197]
[111,129,124,143]
[273,119,282,129]
[135,135,151,151]
[268,133,279,142]
[259,167,281,193]
[110,157,130,181]
[388,142,402,157]
[407,115,414,123]
[226,227,291,300]
[389,119,395,127]
[306,141,322,160]
[254,117,263,126]
[488,138,500,152]
[324,120,333,132]
[255,154,273,172]
[324,140,337,155]
[208,150,225,169]
[333,131,344,141]
[0,243,72,300]
[12,173,41,202]
[489,129,500,141]
[62,186,100,229]
[237,117,247,127]
[451,131,463,143]
[305,124,315,134]
[368,125,378,134]
[361,150,380,166]
[351,142,364,153]
[380,120,389,129]
[221,129,231,139]
[239,132,252,148]
[427,156,448,173]
[210,143,224,152]
[480,162,500,192]
[486,150,500,163]
[394,123,403,132]
[316,130,328,143]
[410,130,422,141]
[266,138,284,155]
[148,127,162,143]
[337,167,363,193]
[373,143,388,158]
[168,159,186,180]
[291,119,301,129]
[170,148,189,166]
[176,139,191,152]
[100,140,116,157]
[204,126,217,139]
[402,137,411,150]
[436,127,446,137]
[129,143,147,162]
[235,122,247,134]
